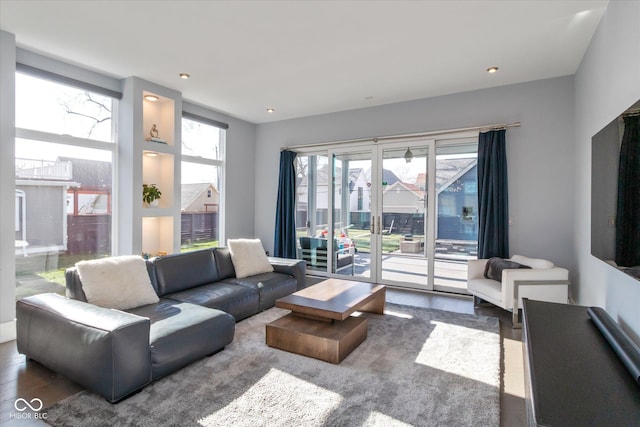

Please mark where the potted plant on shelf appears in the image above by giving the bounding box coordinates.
[143,184,162,207]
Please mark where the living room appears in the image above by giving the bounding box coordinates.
[1,1,639,426]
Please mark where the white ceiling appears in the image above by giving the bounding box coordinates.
[0,0,608,124]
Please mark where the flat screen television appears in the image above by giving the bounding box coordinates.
[591,99,640,280]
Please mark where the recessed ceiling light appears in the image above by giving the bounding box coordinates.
[266,108,275,113]
[144,94,159,102]
[487,66,499,74]
[179,73,190,79]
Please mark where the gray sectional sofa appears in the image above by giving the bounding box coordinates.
[16,247,306,402]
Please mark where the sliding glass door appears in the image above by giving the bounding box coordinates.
[433,142,479,293]
[294,136,478,294]
[331,150,373,279]
[376,142,431,290]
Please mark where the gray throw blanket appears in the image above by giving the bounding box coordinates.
[484,257,531,281]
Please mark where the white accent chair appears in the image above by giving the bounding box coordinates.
[467,255,569,327]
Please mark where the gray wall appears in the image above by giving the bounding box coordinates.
[255,76,576,276]
[574,0,640,341]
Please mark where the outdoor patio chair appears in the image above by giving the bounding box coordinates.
[299,237,355,274]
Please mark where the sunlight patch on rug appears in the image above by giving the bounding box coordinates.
[382,308,414,319]
[415,320,500,386]
[197,369,342,427]
[364,411,415,426]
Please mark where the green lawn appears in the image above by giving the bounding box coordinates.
[297,228,423,254]
[30,253,108,287]
[181,240,219,252]
[349,229,411,254]
[26,243,218,289]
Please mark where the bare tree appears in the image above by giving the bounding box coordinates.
[60,91,112,138]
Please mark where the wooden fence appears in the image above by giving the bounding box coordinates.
[65,212,218,255]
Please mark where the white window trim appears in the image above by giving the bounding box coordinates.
[16,128,116,151]
[180,126,226,247]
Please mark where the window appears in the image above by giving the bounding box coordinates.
[180,116,225,251]
[16,73,115,142]
[15,72,117,300]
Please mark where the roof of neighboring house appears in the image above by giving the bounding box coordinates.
[349,168,364,181]
[383,181,425,198]
[435,159,476,192]
[382,169,401,186]
[181,183,217,210]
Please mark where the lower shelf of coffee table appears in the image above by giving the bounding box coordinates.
[266,313,367,364]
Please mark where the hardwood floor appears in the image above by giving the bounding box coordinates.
[0,287,524,426]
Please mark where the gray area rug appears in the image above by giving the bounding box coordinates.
[45,304,500,426]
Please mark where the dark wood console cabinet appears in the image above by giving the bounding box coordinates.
[522,299,640,426]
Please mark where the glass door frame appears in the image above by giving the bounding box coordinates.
[327,144,379,281]
[374,139,436,291]
[294,129,478,291]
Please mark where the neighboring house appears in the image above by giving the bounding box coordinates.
[382,181,425,214]
[297,166,399,213]
[435,158,477,218]
[381,159,478,240]
[59,157,112,215]
[297,165,400,231]
[347,168,370,212]
[15,158,78,256]
[181,183,219,244]
[181,183,219,212]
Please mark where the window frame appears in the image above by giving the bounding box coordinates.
[180,113,226,248]
[15,71,118,249]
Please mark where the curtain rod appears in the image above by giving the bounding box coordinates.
[622,108,640,117]
[281,121,521,151]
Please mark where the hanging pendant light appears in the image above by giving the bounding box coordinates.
[404,147,414,163]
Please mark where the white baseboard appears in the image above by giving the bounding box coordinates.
[0,319,16,343]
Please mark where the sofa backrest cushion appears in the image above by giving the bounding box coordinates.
[153,250,219,296]
[65,267,89,301]
[212,247,236,280]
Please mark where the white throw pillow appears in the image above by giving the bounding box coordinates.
[76,255,159,310]
[510,254,554,269]
[227,239,274,279]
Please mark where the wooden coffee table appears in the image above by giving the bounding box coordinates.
[266,278,386,364]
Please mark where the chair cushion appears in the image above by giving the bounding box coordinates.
[228,239,274,278]
[468,278,503,302]
[484,257,530,281]
[75,255,159,310]
[336,254,354,269]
